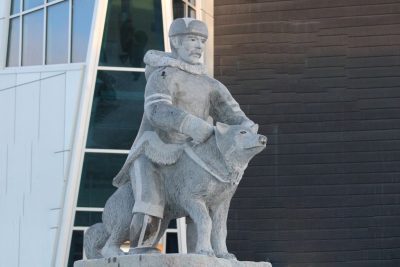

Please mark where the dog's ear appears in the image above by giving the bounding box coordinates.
[215,122,229,135]
[250,123,259,134]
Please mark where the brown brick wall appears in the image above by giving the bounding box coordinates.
[214,1,400,266]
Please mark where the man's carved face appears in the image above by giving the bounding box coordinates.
[175,34,206,65]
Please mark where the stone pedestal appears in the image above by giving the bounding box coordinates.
[74,254,272,267]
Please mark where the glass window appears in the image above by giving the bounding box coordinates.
[67,231,84,267]
[173,0,197,19]
[22,10,44,66]
[166,233,179,253]
[24,0,44,11]
[173,0,184,18]
[188,6,196,18]
[77,153,127,208]
[7,0,94,67]
[46,1,69,64]
[74,211,102,227]
[6,18,20,67]
[71,0,95,63]
[99,0,164,68]
[86,71,146,150]
[168,219,177,229]
[10,0,20,15]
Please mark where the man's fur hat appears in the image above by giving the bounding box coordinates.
[168,18,208,38]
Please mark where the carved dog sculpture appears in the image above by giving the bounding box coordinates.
[84,123,267,259]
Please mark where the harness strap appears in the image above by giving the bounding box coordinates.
[184,145,231,184]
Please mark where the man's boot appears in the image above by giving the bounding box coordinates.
[129,213,162,254]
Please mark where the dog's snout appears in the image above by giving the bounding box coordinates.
[259,135,267,145]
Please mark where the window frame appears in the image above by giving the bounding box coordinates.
[7,0,71,66]
[181,0,200,19]
[4,0,97,68]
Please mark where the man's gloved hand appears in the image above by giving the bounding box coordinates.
[180,114,214,144]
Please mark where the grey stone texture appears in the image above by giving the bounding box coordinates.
[83,18,267,263]
[74,254,272,267]
[84,123,266,259]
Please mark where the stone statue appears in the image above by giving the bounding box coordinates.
[83,18,267,261]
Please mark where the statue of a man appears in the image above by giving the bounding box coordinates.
[112,18,257,253]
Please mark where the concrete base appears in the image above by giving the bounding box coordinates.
[74,254,272,267]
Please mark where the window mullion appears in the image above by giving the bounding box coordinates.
[21,0,64,16]
[18,0,23,66]
[187,2,196,9]
[96,66,145,72]
[46,0,65,8]
[84,148,130,154]
[20,5,43,16]
[68,0,72,63]
[43,5,47,65]
[75,207,104,212]
[18,14,22,66]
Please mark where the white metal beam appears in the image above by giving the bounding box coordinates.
[53,0,109,266]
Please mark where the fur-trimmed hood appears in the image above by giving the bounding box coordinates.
[143,50,207,79]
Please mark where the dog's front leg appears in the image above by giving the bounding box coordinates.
[210,199,236,260]
[184,200,214,256]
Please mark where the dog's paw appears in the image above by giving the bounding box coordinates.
[216,252,237,260]
[197,249,215,257]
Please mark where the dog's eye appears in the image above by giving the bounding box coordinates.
[240,131,247,134]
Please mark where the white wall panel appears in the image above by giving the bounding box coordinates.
[19,201,44,267]
[65,70,83,150]
[39,72,66,150]
[0,91,15,145]
[7,143,29,206]
[0,65,85,267]
[39,72,67,211]
[41,71,64,79]
[15,73,40,143]
[30,142,42,195]
[0,210,20,267]
[0,145,22,266]
[0,144,7,195]
[0,73,16,90]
